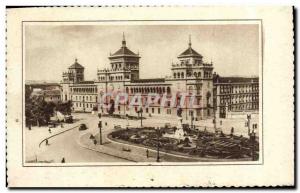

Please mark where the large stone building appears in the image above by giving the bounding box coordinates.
[213,75,259,118]
[61,34,258,120]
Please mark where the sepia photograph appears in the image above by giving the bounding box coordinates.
[6,6,294,187]
[24,23,261,164]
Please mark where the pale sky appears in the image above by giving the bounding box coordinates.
[25,24,259,82]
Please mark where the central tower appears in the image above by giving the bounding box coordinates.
[108,33,140,81]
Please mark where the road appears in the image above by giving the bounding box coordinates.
[37,128,130,163]
[29,112,258,163]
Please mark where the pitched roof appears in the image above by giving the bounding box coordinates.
[111,46,138,57]
[214,76,259,84]
[178,47,202,58]
[109,33,139,58]
[43,89,61,96]
[69,59,84,69]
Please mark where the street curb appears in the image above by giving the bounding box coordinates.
[38,125,80,148]
[106,134,252,162]
[77,133,138,162]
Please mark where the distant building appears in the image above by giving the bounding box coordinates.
[43,89,61,103]
[30,89,61,103]
[213,74,259,118]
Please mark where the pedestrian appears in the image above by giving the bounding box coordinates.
[48,128,51,134]
[93,139,97,145]
[61,157,65,163]
[146,149,149,158]
[45,139,49,146]
[61,123,64,128]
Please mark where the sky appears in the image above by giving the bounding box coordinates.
[25,24,259,82]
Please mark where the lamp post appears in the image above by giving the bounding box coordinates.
[190,114,194,129]
[250,130,256,161]
[98,113,102,145]
[247,114,251,136]
[126,113,129,127]
[83,96,85,113]
[156,127,160,162]
[138,107,143,128]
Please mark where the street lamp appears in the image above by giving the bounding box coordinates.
[190,114,194,129]
[247,114,251,136]
[138,107,143,128]
[83,96,85,113]
[98,113,102,145]
[250,129,256,161]
[156,127,161,162]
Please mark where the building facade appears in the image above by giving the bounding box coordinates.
[61,34,258,120]
[213,75,259,118]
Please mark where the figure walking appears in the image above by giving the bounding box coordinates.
[48,128,52,134]
[146,149,149,158]
[61,157,65,163]
[45,139,49,146]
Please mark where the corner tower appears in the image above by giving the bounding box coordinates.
[62,58,85,83]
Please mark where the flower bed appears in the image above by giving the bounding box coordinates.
[108,127,259,160]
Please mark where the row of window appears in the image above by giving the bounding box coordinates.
[126,86,171,94]
[72,95,97,102]
[179,59,202,66]
[220,84,259,94]
[71,87,97,93]
[220,95,259,105]
[74,102,95,108]
[228,103,259,111]
[173,71,212,79]
[98,74,130,81]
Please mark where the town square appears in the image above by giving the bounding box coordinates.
[24,25,260,163]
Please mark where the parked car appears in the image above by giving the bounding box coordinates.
[114,125,122,130]
[64,115,73,123]
[48,121,57,128]
[164,123,171,128]
[79,124,88,131]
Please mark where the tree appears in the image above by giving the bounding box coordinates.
[55,101,72,115]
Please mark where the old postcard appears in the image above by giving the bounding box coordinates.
[6,6,294,187]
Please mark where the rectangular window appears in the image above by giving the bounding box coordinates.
[158,108,160,114]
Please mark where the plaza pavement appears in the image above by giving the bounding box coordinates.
[78,113,255,162]
[25,112,258,163]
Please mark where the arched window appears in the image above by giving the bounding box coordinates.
[167,87,171,94]
[194,72,197,77]
[188,86,193,94]
[206,92,211,104]
[198,72,201,77]
[126,87,129,93]
[174,73,176,78]
[181,72,184,79]
[158,87,162,94]
[177,72,180,78]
